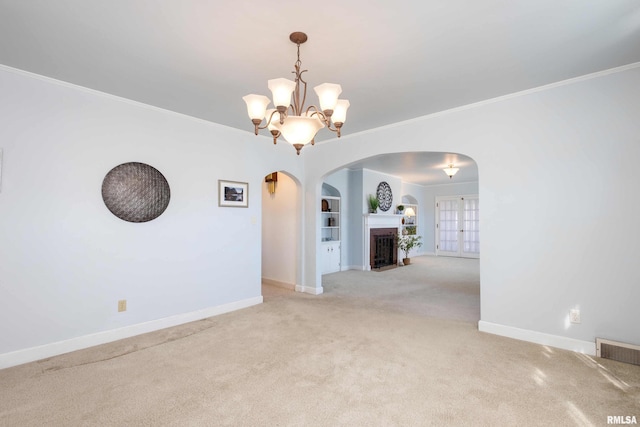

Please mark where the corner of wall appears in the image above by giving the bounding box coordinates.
[295,285,324,295]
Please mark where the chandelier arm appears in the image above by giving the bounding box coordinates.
[303,109,343,137]
[305,107,329,125]
[324,123,343,138]
[291,74,299,114]
[256,110,280,131]
[298,72,308,117]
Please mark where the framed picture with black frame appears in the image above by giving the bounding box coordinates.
[218,180,248,208]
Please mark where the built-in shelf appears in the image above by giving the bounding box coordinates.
[401,203,418,235]
[321,196,341,274]
[321,196,340,242]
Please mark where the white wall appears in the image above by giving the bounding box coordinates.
[362,169,402,214]
[305,65,640,351]
[262,172,300,289]
[346,170,363,268]
[0,66,302,367]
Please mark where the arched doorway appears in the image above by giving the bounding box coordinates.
[317,152,480,322]
[261,170,302,292]
[319,152,478,266]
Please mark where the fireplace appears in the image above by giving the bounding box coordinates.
[362,213,401,271]
[370,228,398,270]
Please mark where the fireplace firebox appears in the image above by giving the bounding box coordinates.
[369,228,398,270]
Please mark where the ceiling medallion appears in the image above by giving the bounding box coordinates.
[243,32,350,155]
[376,181,393,212]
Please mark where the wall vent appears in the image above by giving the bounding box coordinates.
[596,338,640,366]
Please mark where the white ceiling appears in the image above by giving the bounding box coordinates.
[1,1,639,185]
[345,152,478,186]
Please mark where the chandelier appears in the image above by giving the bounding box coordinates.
[243,32,350,155]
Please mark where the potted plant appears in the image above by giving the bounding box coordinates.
[396,204,405,215]
[396,234,422,265]
[368,194,379,213]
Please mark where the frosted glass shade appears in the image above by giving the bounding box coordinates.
[268,78,296,108]
[313,83,342,112]
[332,99,350,124]
[272,115,325,146]
[443,165,459,177]
[243,94,270,120]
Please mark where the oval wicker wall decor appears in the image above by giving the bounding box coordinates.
[376,181,393,212]
[102,162,170,223]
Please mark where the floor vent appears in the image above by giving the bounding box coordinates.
[596,338,640,366]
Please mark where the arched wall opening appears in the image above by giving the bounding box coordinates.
[309,151,480,324]
[313,151,480,321]
[261,170,303,292]
[318,151,479,272]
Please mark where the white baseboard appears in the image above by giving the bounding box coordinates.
[0,296,263,370]
[262,278,295,291]
[295,285,324,295]
[478,321,596,356]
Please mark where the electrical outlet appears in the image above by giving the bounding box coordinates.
[569,309,581,324]
[118,299,127,312]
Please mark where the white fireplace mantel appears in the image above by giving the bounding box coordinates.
[363,214,402,271]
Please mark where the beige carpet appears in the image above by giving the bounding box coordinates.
[1,256,638,426]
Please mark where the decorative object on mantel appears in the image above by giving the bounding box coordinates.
[443,164,460,179]
[396,234,423,265]
[396,204,405,215]
[367,194,379,213]
[242,32,350,155]
[102,162,170,223]
[376,181,393,212]
[219,180,249,208]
